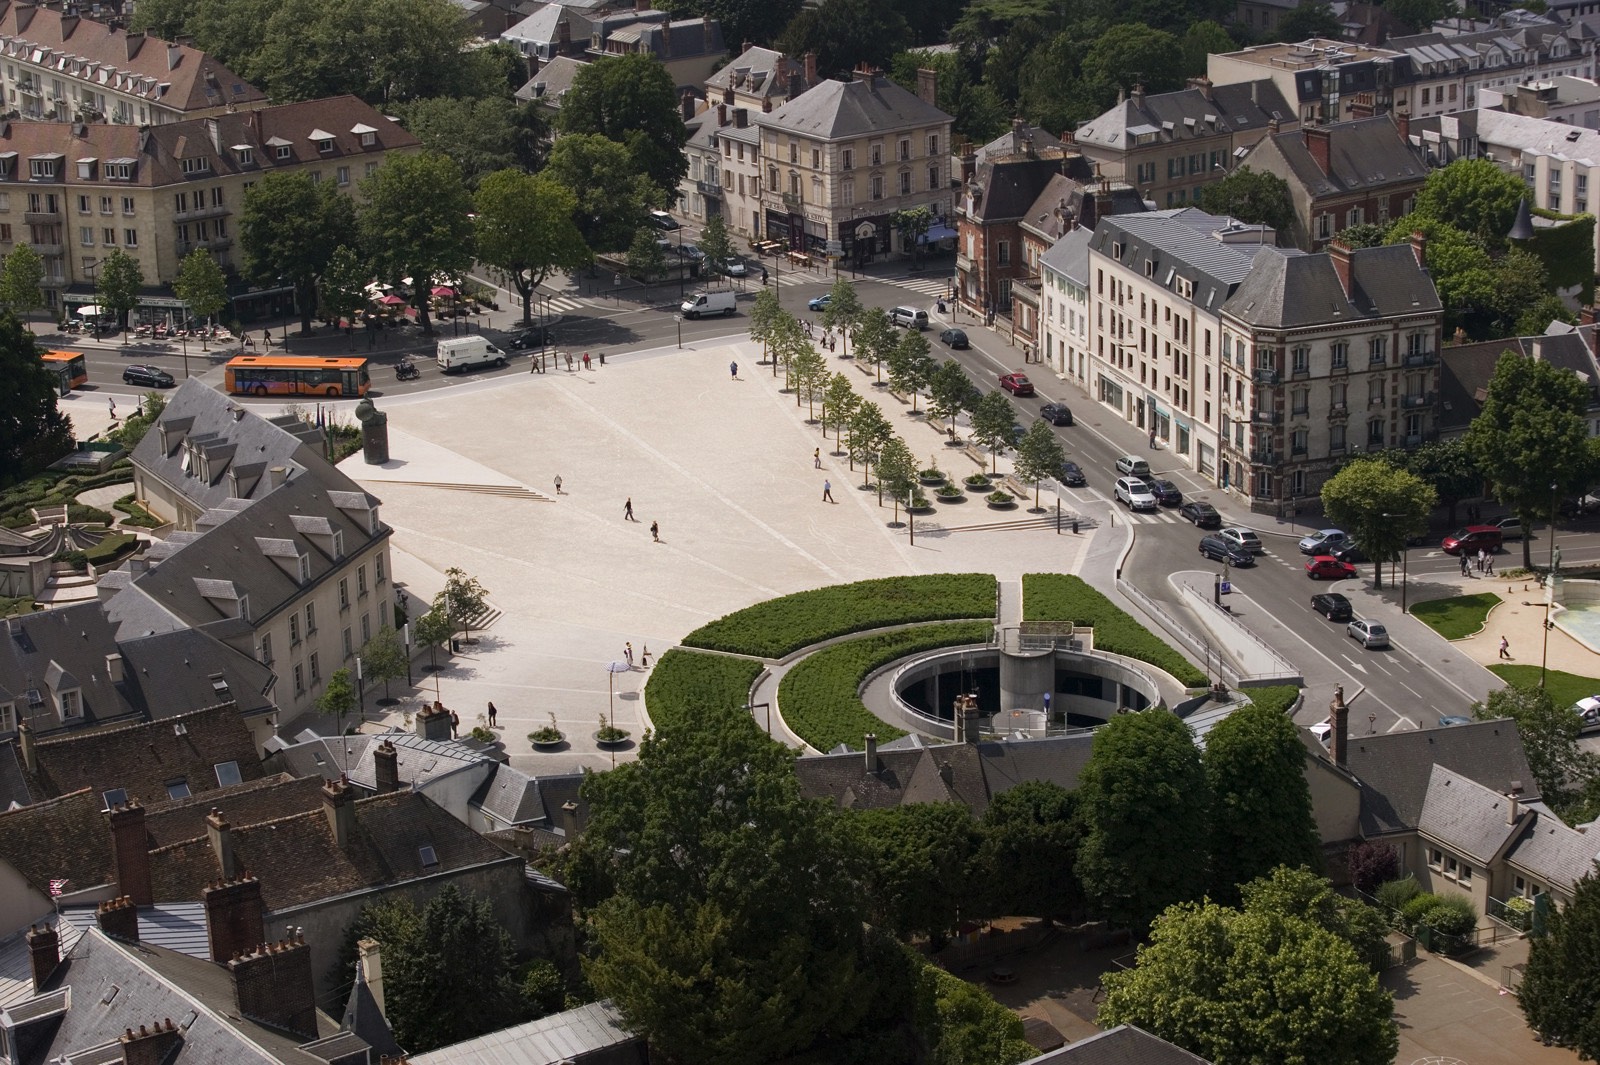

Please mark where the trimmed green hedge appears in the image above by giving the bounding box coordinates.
[642,649,764,733]
[682,574,996,658]
[84,533,137,566]
[1021,573,1207,686]
[777,622,992,751]
[112,493,164,529]
[1243,684,1301,715]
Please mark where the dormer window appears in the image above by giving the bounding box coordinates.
[309,128,336,154]
[101,787,128,811]
[276,145,292,161]
[180,156,212,175]
[166,779,191,800]
[232,145,255,165]
[76,158,96,180]
[29,155,61,180]
[214,760,242,787]
[105,159,134,181]
[351,123,377,148]
[0,700,13,732]
[57,688,81,720]
[298,553,311,583]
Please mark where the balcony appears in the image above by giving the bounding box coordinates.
[1403,350,1438,368]
[1250,448,1280,465]
[1252,367,1280,386]
[1330,361,1350,376]
[781,192,802,209]
[1401,391,1435,409]
[1251,410,1283,425]
[695,179,721,196]
[24,209,59,223]
[172,203,231,224]
[1328,403,1349,419]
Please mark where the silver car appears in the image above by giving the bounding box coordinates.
[1115,476,1157,511]
[1347,619,1390,649]
[1298,528,1349,554]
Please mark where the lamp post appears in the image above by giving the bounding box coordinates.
[1382,513,1410,613]
[1543,480,1559,688]
[355,654,365,723]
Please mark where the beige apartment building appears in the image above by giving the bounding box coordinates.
[0,95,417,318]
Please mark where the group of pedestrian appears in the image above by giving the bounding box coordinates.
[618,496,660,540]
[1461,548,1495,577]
[621,642,653,669]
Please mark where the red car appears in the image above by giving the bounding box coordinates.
[1306,555,1358,580]
[1441,525,1503,555]
[998,372,1035,397]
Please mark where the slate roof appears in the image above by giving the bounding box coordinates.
[634,18,723,61]
[705,45,810,101]
[760,73,950,141]
[514,55,587,106]
[1221,242,1440,328]
[1025,1024,1213,1065]
[973,124,1064,166]
[1092,209,1275,310]
[967,153,1077,223]
[1074,81,1292,151]
[1339,718,1536,837]
[342,730,489,793]
[0,788,114,898]
[58,901,210,959]
[1417,764,1527,863]
[0,912,81,1010]
[1507,808,1600,891]
[1438,326,1600,433]
[1252,115,1426,198]
[1040,225,1093,286]
[501,2,565,48]
[0,739,28,810]
[409,999,642,1065]
[142,774,325,847]
[473,763,552,827]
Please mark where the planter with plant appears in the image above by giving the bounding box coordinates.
[528,713,565,750]
[918,468,947,486]
[934,482,964,502]
[595,714,632,746]
[986,491,1015,509]
[963,473,991,491]
[908,494,933,513]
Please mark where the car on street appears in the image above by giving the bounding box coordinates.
[1574,696,1600,724]
[1114,475,1157,511]
[807,294,832,311]
[1490,516,1525,541]
[722,258,748,277]
[938,328,969,349]
[1331,541,1368,564]
[1306,555,1359,580]
[1442,525,1504,555]
[1310,592,1353,621]
[1218,526,1263,554]
[1180,501,1222,528]
[649,209,679,230]
[1114,455,1151,477]
[505,327,554,350]
[1146,478,1182,506]
[1039,402,1073,426]
[1298,528,1350,554]
[1439,715,1473,727]
[1199,533,1254,567]
[998,371,1035,396]
[1056,460,1087,487]
[122,364,174,388]
[1347,618,1390,649]
[679,243,705,260]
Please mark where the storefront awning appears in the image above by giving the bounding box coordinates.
[919,224,958,244]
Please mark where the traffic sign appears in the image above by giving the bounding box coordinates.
[1219,580,1232,595]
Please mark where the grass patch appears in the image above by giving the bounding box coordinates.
[0,465,133,526]
[1021,573,1207,686]
[777,622,993,751]
[1410,592,1501,640]
[1242,684,1302,715]
[112,493,165,529]
[643,650,764,733]
[1489,665,1600,710]
[0,595,36,616]
[682,574,996,659]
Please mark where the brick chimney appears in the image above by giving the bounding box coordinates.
[204,875,265,964]
[120,1019,181,1065]
[1349,91,1374,119]
[864,733,878,774]
[717,102,728,126]
[1188,76,1215,102]
[416,701,451,741]
[1396,110,1411,143]
[108,799,153,906]
[96,895,140,942]
[803,51,816,88]
[558,799,580,839]
[1410,229,1427,269]
[229,933,318,1041]
[27,924,59,991]
[916,67,938,106]
[1303,126,1332,175]
[373,740,399,794]
[357,937,387,1018]
[17,722,35,773]
[679,88,696,121]
[1330,684,1349,768]
[323,779,356,849]
[1328,240,1353,296]
[787,70,802,100]
[206,809,237,881]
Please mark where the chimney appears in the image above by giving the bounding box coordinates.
[267,465,288,490]
[960,147,977,185]
[1011,116,1027,154]
[804,52,816,87]
[1580,305,1596,326]
[717,103,727,126]
[1061,128,1075,145]
[229,933,318,1041]
[120,1019,181,1065]
[96,895,140,942]
[1396,110,1410,143]
[204,875,265,964]
[1131,82,1144,108]
[734,108,748,128]
[108,799,153,905]
[417,701,451,741]
[1330,685,1349,768]
[1410,229,1427,269]
[1328,240,1353,295]
[916,67,938,106]
[105,652,124,684]
[864,733,878,773]
[206,809,237,880]
[322,779,356,849]
[357,938,387,1018]
[660,18,671,56]
[1349,94,1374,119]
[787,70,802,100]
[166,44,181,71]
[1267,116,1280,134]
[373,740,399,794]
[27,924,60,991]
[17,722,35,773]
[1303,126,1332,175]
[558,799,580,839]
[679,88,696,121]
[1506,792,1521,825]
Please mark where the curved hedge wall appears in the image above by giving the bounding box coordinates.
[642,649,763,733]
[1021,573,1207,687]
[681,574,997,658]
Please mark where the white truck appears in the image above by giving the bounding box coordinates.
[680,290,737,319]
[436,336,509,374]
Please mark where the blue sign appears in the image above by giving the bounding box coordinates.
[1219,580,1232,595]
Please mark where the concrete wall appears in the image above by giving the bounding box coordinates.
[1304,757,1362,855]
[0,860,58,938]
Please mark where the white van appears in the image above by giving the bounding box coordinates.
[890,306,929,330]
[436,336,508,374]
[681,291,737,319]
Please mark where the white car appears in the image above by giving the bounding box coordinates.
[1115,476,1157,511]
[1575,695,1600,724]
[1219,527,1264,554]
[722,258,748,277]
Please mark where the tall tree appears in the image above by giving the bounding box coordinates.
[1463,350,1592,569]
[1239,866,1390,972]
[889,206,933,268]
[849,803,978,941]
[1319,458,1435,588]
[1397,437,1479,527]
[1080,25,1183,101]
[317,667,360,733]
[0,244,43,328]
[435,566,489,644]
[970,780,1082,921]
[1415,157,1527,249]
[1276,0,1343,40]
[1014,419,1066,508]
[876,435,918,516]
[851,306,895,377]
[627,230,669,288]
[1198,167,1295,235]
[792,348,829,419]
[749,287,781,360]
[1519,871,1600,1058]
[413,605,454,672]
[393,96,543,189]
[359,625,409,703]
[822,372,861,449]
[969,390,1018,473]
[698,214,735,280]
[319,245,371,349]
[171,248,228,347]
[545,134,658,252]
[890,50,1008,144]
[1471,684,1599,814]
[96,249,145,333]
[358,152,475,335]
[0,312,71,485]
[1075,710,1210,931]
[1204,702,1321,904]
[1181,21,1235,78]
[475,170,591,325]
[848,400,894,485]
[778,0,911,77]
[821,277,863,352]
[240,172,359,335]
[556,53,689,194]
[928,359,979,435]
[886,328,935,411]
[699,0,805,51]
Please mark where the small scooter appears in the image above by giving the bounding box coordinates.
[396,357,420,381]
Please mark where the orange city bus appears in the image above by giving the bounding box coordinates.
[224,356,371,398]
[40,349,88,391]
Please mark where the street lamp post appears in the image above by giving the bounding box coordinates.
[355,655,365,723]
[1543,481,1559,688]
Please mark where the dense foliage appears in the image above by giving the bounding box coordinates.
[1205,702,1322,903]
[1520,871,1600,1057]
[641,649,764,731]
[0,313,71,484]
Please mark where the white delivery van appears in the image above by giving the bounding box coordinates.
[680,291,737,319]
[436,336,509,373]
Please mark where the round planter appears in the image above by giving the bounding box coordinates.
[919,473,947,487]
[934,488,965,503]
[964,479,993,493]
[594,731,632,748]
[529,735,566,751]
[908,501,936,514]
[987,500,1017,510]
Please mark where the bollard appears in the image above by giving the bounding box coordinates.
[1072,519,1079,534]
[599,351,606,365]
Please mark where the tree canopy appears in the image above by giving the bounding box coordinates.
[392,96,548,188]
[1472,684,1599,819]
[0,312,71,485]
[1520,870,1600,1058]
[1415,158,1528,249]
[96,249,145,332]
[0,244,43,325]
[358,152,476,334]
[1319,458,1436,588]
[1198,167,1295,234]
[779,0,911,77]
[545,134,659,252]
[239,173,359,334]
[1204,702,1321,903]
[557,54,690,194]
[475,170,591,325]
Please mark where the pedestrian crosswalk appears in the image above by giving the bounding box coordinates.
[544,295,585,313]
[1069,489,1189,525]
[884,274,955,300]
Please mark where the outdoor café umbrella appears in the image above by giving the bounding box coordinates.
[379,294,406,306]
[76,304,104,317]
[431,285,455,298]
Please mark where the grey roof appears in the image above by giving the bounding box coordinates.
[1093,209,1273,310]
[1340,718,1536,837]
[1221,242,1440,328]
[410,999,642,1064]
[967,153,1080,224]
[271,732,375,781]
[636,18,723,61]
[974,124,1064,165]
[501,3,564,46]
[58,901,210,958]
[1455,107,1600,166]
[0,740,27,811]
[1417,764,1526,863]
[1252,115,1426,198]
[1507,809,1600,891]
[1075,81,1292,151]
[1041,226,1093,286]
[472,762,550,827]
[0,912,81,1010]
[515,55,587,106]
[1438,326,1600,432]
[760,74,950,141]
[1024,1024,1213,1065]
[341,956,403,1062]
[705,44,808,100]
[279,729,492,793]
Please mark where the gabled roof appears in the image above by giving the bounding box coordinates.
[1024,1024,1213,1065]
[705,44,809,100]
[1092,208,1274,309]
[1253,115,1426,198]
[1075,81,1292,151]
[0,788,114,898]
[1507,806,1600,891]
[967,152,1079,223]
[502,3,565,45]
[1221,242,1440,328]
[473,763,554,827]
[142,773,325,847]
[1040,226,1094,286]
[514,54,587,106]
[1339,718,1536,837]
[1416,764,1527,863]
[1438,326,1600,432]
[760,73,950,141]
[409,999,641,1064]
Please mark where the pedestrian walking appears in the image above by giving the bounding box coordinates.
[107,397,117,420]
[640,644,651,667]
[1485,555,1495,577]
[625,642,634,668]
[582,351,592,369]
[1477,548,1487,572]
[624,497,635,521]
[829,333,836,353]
[650,520,660,542]
[1500,635,1512,659]
[565,352,574,370]
[450,711,460,738]
[599,351,606,365]
[554,474,563,495]
[813,447,821,469]
[761,267,769,284]
[487,701,498,727]
[1460,554,1471,577]
[1148,427,1156,449]
[730,360,738,379]
[823,479,834,503]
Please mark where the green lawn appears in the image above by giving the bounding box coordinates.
[1410,593,1502,640]
[1490,665,1600,709]
[1022,573,1207,686]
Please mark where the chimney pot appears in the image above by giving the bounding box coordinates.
[96,894,140,942]
[229,934,317,1040]
[108,799,153,905]
[1330,684,1349,767]
[916,67,938,107]
[17,722,35,774]
[206,809,237,881]
[1506,792,1521,825]
[1410,229,1427,269]
[204,875,265,963]
[559,799,581,839]
[358,937,387,1019]
[27,924,60,992]
[417,702,451,741]
[322,780,356,849]
[373,740,399,794]
[804,51,817,88]
[864,733,878,773]
[1328,240,1354,295]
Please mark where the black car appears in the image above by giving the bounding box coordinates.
[123,364,175,388]
[1147,478,1182,506]
[1331,541,1368,564]
[1056,460,1087,487]
[1199,533,1254,567]
[1311,592,1354,621]
[506,327,553,350]
[1040,402,1074,426]
[1180,501,1221,528]
[939,328,969,349]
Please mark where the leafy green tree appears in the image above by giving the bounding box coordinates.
[0,244,43,327]
[1080,25,1183,102]
[876,435,918,516]
[358,152,475,335]
[890,205,933,268]
[392,96,544,189]
[414,605,454,672]
[1397,437,1479,526]
[1276,0,1343,40]
[890,49,1008,144]
[792,347,829,418]
[850,803,978,940]
[240,172,359,335]
[1517,292,1578,338]
[545,134,658,252]
[1385,0,1454,31]
[1181,21,1235,78]
[1204,703,1321,904]
[749,287,781,360]
[317,667,360,732]
[0,313,71,485]
[970,390,1018,473]
[698,214,734,280]
[1016,30,1098,135]
[171,248,228,346]
[928,359,979,435]
[319,245,370,349]
[1239,866,1390,972]
[822,372,861,449]
[476,170,591,325]
[572,714,876,1065]
[1319,458,1435,588]
[887,328,935,411]
[1416,158,1527,249]
[1520,870,1600,1057]
[970,780,1082,921]
[769,312,811,390]
[1075,710,1209,931]
[1471,684,1598,813]
[360,624,409,703]
[848,400,894,484]
[1198,167,1295,234]
[1334,222,1389,249]
[1463,349,1592,568]
[820,277,862,352]
[435,566,489,644]
[1014,419,1066,508]
[557,53,689,193]
[110,391,168,450]
[696,0,806,52]
[519,958,567,1019]
[97,248,144,332]
[778,0,910,77]
[851,306,895,379]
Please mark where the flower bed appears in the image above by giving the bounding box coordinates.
[1022,573,1207,686]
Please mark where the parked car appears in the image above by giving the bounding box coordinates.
[649,209,679,230]
[1114,475,1158,511]
[1298,528,1350,554]
[1147,478,1182,506]
[1199,533,1254,567]
[998,372,1035,396]
[1574,696,1600,724]
[1331,541,1368,564]
[1180,501,1222,528]
[807,294,832,311]
[722,258,748,277]
[1442,525,1503,555]
[1056,460,1087,487]
[505,327,553,350]
[1039,402,1073,426]
[1218,526,1263,554]
[1489,516,1525,541]
[678,243,705,261]
[1347,618,1390,649]
[938,328,969,349]
[1311,592,1353,621]
[1114,455,1151,477]
[1306,555,1359,580]
[123,364,175,388]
